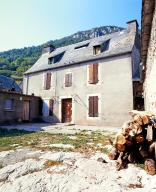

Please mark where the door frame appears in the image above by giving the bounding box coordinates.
[59,96,75,124]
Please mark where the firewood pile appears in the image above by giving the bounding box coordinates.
[108,110,156,175]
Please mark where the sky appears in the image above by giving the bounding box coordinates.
[0,0,142,52]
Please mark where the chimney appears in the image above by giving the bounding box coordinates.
[127,20,139,32]
[42,44,55,54]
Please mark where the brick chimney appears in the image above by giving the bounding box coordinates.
[42,44,55,54]
[127,20,139,32]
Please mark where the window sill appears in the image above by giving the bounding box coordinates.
[4,109,14,112]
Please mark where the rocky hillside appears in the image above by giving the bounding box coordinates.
[0,26,123,78]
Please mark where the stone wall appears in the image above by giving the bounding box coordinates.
[144,6,156,113]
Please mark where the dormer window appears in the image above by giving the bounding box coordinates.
[75,43,89,50]
[93,39,110,55]
[93,45,101,55]
[49,52,65,64]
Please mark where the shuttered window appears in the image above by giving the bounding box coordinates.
[65,73,72,87]
[88,64,98,84]
[44,73,51,90]
[88,96,99,117]
[49,99,54,116]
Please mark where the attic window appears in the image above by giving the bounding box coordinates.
[49,52,65,64]
[75,43,89,49]
[93,45,101,55]
[93,39,110,55]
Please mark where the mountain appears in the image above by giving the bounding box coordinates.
[0,26,123,78]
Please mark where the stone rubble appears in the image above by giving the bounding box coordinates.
[0,149,155,192]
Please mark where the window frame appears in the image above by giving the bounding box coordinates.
[87,94,101,120]
[4,99,14,111]
[64,72,72,87]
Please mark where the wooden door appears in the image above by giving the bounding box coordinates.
[62,98,72,123]
[23,101,30,121]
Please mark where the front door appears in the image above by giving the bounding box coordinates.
[62,98,72,123]
[22,101,30,121]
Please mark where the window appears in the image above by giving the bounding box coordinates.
[75,43,89,50]
[88,64,98,84]
[65,73,72,87]
[44,72,51,90]
[88,96,99,117]
[93,45,101,55]
[93,40,110,55]
[48,52,65,64]
[49,99,54,116]
[4,99,13,110]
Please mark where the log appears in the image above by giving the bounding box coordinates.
[115,144,126,152]
[114,134,126,145]
[149,142,156,160]
[139,146,149,159]
[135,134,145,143]
[130,122,142,135]
[108,147,118,160]
[146,125,153,142]
[144,159,156,175]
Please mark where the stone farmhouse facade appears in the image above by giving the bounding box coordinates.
[141,0,156,114]
[23,20,141,126]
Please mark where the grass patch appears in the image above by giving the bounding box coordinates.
[0,128,114,154]
[44,160,62,168]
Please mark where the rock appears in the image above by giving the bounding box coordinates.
[48,144,75,149]
[0,159,45,182]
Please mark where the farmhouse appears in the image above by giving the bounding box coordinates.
[23,20,141,126]
[141,0,156,114]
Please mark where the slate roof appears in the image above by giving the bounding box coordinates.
[0,75,22,92]
[25,28,136,74]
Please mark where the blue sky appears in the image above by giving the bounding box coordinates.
[0,0,142,52]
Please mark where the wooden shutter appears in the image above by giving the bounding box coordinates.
[89,65,94,84]
[68,73,72,87]
[49,99,54,116]
[88,96,99,117]
[65,74,69,87]
[65,73,72,87]
[93,96,98,117]
[89,96,94,117]
[89,64,98,84]
[46,73,51,90]
[93,64,98,83]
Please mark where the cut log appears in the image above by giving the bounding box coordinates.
[114,134,126,145]
[128,153,136,163]
[139,146,149,158]
[144,159,156,175]
[135,134,145,143]
[131,122,142,135]
[149,142,156,160]
[108,147,118,160]
[115,144,126,152]
[146,125,153,141]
